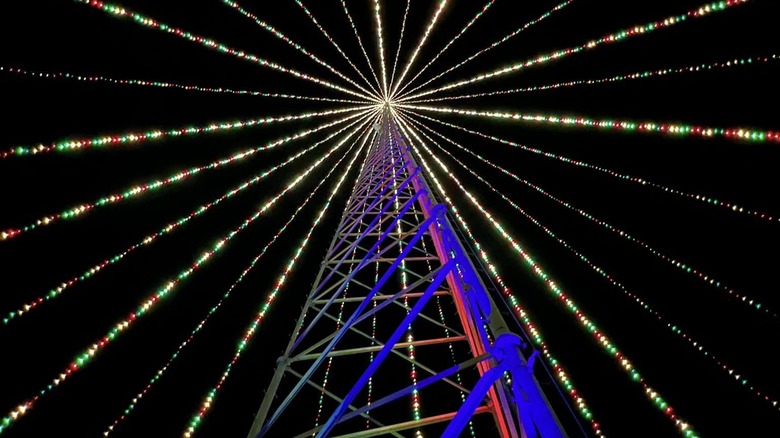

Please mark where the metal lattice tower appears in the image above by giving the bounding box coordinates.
[248,109,570,438]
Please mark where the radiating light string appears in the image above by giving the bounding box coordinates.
[1,113,372,326]
[104,121,364,437]
[392,115,604,436]
[399,104,780,144]
[223,0,380,100]
[73,0,376,102]
[401,0,750,101]
[292,0,382,99]
[0,110,371,242]
[396,116,699,437]
[401,111,775,318]
[0,65,369,104]
[388,0,411,91]
[396,0,574,100]
[406,110,780,223]
[389,0,448,99]
[181,128,375,438]
[0,117,373,436]
[373,0,389,97]
[403,112,780,413]
[340,0,382,93]
[1,104,371,160]
[403,55,779,103]
[393,0,497,98]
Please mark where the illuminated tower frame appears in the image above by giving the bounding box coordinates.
[248,108,568,438]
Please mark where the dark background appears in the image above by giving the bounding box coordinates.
[1,0,779,436]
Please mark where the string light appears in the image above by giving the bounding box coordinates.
[292,0,381,99]
[404,113,780,414]
[0,119,373,436]
[1,115,373,326]
[223,0,379,100]
[389,0,448,99]
[373,0,389,97]
[388,0,411,89]
[404,55,779,103]
[103,123,367,436]
[73,0,375,101]
[407,110,780,223]
[340,0,382,92]
[397,116,700,437]
[399,104,780,144]
[0,65,369,104]
[394,0,497,98]
[181,128,374,438]
[400,110,775,317]
[1,105,370,160]
[0,111,371,243]
[397,0,574,100]
[403,0,750,100]
[393,116,604,437]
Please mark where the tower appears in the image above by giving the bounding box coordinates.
[247,109,570,438]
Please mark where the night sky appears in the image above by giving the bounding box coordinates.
[1,0,779,437]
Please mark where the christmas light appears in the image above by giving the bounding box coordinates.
[104,123,369,436]
[397,116,699,437]
[399,104,780,144]
[340,0,382,92]
[389,0,448,99]
[223,0,379,100]
[394,0,497,98]
[388,0,411,89]
[407,110,780,223]
[1,114,374,326]
[397,0,574,100]
[405,113,780,413]
[399,110,775,317]
[0,118,373,435]
[393,115,604,437]
[74,0,374,101]
[1,105,370,160]
[181,128,375,438]
[0,65,370,104]
[404,55,779,103]
[292,0,381,99]
[403,0,750,100]
[373,0,389,97]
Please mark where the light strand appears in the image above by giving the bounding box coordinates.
[403,0,749,100]
[1,104,370,160]
[223,0,379,100]
[393,116,604,436]
[399,104,780,144]
[74,0,374,101]
[405,113,780,413]
[340,0,382,93]
[407,110,780,223]
[0,65,368,104]
[397,0,573,100]
[405,54,779,103]
[399,116,698,437]
[103,124,362,436]
[292,0,381,99]
[181,128,374,438]
[373,0,389,97]
[1,115,369,325]
[0,117,373,436]
[0,111,370,242]
[402,110,775,317]
[389,0,449,99]
[394,0,497,98]
[388,0,411,90]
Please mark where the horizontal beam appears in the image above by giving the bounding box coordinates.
[291,336,467,362]
[312,291,449,305]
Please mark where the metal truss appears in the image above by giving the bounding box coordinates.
[248,109,569,438]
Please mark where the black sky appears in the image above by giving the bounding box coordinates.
[1,0,779,437]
